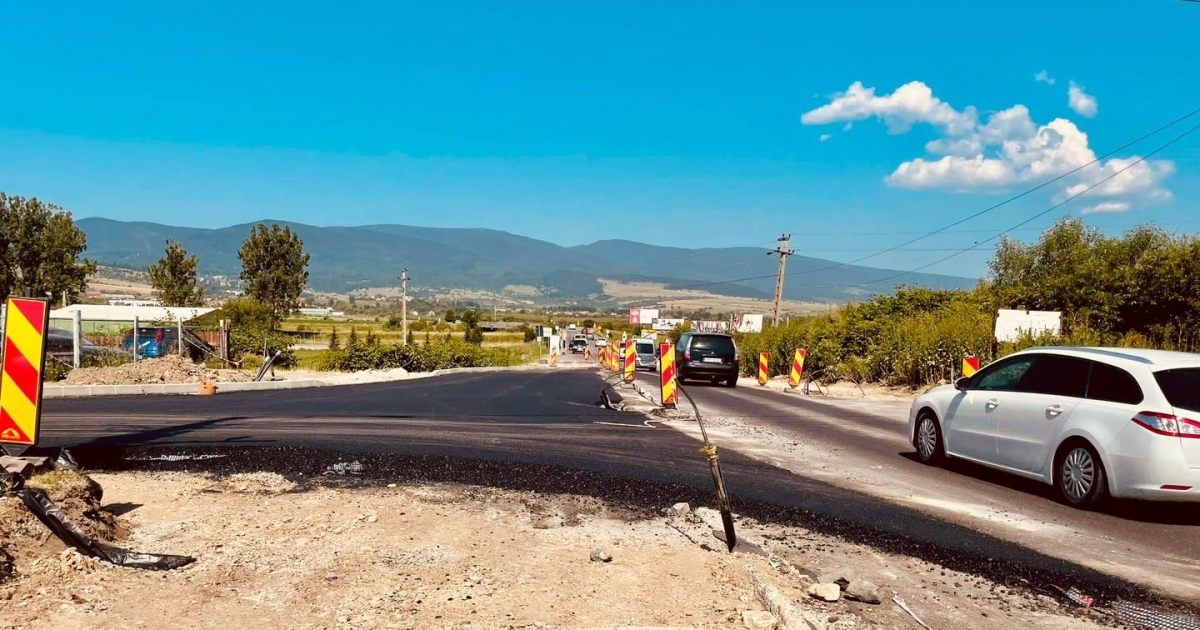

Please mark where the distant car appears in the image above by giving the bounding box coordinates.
[569,338,587,354]
[568,323,577,330]
[675,333,738,387]
[121,327,214,361]
[586,333,595,341]
[45,327,106,363]
[595,338,608,348]
[910,347,1200,507]
[635,339,659,371]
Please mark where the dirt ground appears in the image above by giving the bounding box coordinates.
[0,470,1109,630]
[64,355,254,386]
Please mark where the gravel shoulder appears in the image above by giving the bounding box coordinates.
[0,468,1107,630]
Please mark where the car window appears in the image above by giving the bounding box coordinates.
[689,336,735,354]
[1154,368,1200,414]
[973,357,1035,391]
[636,342,654,354]
[1086,362,1144,405]
[1016,355,1090,397]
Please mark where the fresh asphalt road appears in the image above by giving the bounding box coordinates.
[39,361,1199,607]
[628,367,1200,602]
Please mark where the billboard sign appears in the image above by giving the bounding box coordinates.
[630,308,659,325]
[733,313,764,334]
[994,309,1061,343]
[691,320,729,333]
[651,317,686,331]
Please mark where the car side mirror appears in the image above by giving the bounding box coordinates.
[954,377,971,392]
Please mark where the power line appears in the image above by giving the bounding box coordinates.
[854,120,1200,287]
[784,220,1200,238]
[788,105,1200,277]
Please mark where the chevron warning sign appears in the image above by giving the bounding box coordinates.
[0,298,50,449]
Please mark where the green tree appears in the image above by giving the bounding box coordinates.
[148,240,204,306]
[237,223,311,321]
[668,321,692,343]
[0,193,97,303]
[328,327,340,350]
[461,309,480,327]
[347,326,360,347]
[444,309,458,324]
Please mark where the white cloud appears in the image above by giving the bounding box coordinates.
[1068,81,1098,118]
[1034,70,1056,85]
[801,81,977,135]
[819,134,833,142]
[1081,201,1131,214]
[803,80,1173,207]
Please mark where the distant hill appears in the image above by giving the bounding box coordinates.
[75,218,976,303]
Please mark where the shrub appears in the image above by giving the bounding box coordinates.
[316,338,527,372]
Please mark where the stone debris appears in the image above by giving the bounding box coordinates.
[589,548,613,563]
[64,355,253,386]
[843,578,882,605]
[669,502,691,518]
[808,583,841,603]
[741,609,779,630]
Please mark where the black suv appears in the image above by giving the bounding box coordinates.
[675,333,738,388]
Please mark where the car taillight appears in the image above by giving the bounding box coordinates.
[684,352,691,361]
[155,329,163,345]
[1132,411,1200,438]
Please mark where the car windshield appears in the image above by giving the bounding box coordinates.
[636,342,654,354]
[690,336,735,354]
[1154,368,1200,414]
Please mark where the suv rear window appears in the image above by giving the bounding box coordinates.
[689,335,735,355]
[1087,362,1143,405]
[636,342,655,354]
[1154,368,1200,414]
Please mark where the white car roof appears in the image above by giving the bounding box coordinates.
[1012,346,1200,370]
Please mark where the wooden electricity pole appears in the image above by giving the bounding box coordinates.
[769,234,793,328]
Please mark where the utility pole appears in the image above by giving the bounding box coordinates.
[400,269,409,345]
[768,234,793,328]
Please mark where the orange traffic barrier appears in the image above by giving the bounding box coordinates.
[788,348,807,389]
[963,356,980,378]
[659,342,677,408]
[757,352,769,386]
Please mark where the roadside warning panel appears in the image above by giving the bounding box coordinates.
[0,298,51,449]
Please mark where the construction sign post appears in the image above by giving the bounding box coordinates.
[0,298,51,455]
[757,352,769,386]
[962,356,980,379]
[788,348,807,389]
[659,342,677,408]
[623,339,635,383]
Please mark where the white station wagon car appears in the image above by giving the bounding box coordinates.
[909,347,1200,507]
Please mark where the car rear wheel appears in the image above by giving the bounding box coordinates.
[725,376,737,388]
[915,412,944,465]
[1056,442,1108,508]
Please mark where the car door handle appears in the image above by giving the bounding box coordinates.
[985,399,999,409]
[1046,404,1064,416]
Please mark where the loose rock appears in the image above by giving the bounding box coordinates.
[817,567,855,587]
[669,502,691,517]
[741,609,778,630]
[808,583,841,603]
[844,579,882,605]
[589,548,612,563]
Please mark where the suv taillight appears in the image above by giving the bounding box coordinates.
[1132,411,1200,438]
[155,329,164,345]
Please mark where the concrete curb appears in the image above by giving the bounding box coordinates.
[747,567,824,630]
[43,362,600,398]
[43,379,329,398]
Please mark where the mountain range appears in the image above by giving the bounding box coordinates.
[75,218,976,304]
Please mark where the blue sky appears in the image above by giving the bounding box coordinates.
[2,1,1198,278]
